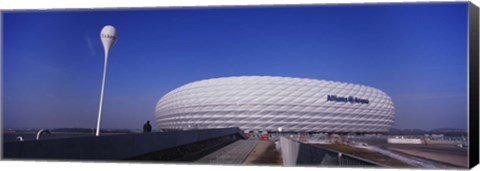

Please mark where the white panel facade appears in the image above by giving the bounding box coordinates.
[155,76,395,133]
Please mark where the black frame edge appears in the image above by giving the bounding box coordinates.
[469,1,480,169]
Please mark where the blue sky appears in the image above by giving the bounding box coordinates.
[3,2,469,130]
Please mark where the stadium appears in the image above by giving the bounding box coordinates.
[155,76,395,133]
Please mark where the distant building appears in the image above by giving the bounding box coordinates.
[155,76,395,133]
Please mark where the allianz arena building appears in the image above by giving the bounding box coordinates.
[155,76,395,133]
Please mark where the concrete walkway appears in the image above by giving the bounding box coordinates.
[243,140,282,165]
[195,140,257,165]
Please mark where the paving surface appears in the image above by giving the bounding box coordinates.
[243,140,282,165]
[385,144,468,168]
[195,140,257,165]
[243,141,281,165]
[349,137,468,168]
[194,139,282,166]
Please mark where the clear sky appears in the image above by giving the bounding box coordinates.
[3,2,469,130]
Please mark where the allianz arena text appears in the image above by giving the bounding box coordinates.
[155,76,395,133]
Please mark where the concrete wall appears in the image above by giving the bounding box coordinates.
[427,140,465,145]
[3,128,245,160]
[387,138,423,144]
[279,137,300,166]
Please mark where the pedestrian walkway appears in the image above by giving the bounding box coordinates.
[243,140,282,165]
[195,140,257,164]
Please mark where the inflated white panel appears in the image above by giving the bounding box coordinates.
[155,76,395,133]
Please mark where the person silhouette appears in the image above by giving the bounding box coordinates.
[143,120,152,133]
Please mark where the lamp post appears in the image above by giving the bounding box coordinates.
[96,25,117,136]
[278,127,282,137]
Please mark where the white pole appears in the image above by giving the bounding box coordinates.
[96,56,108,136]
[96,25,117,136]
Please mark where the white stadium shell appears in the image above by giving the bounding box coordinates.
[155,76,395,133]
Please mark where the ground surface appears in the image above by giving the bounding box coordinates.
[383,144,468,168]
[313,144,415,168]
[243,140,282,165]
[350,137,468,168]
